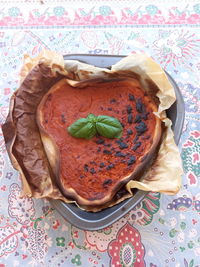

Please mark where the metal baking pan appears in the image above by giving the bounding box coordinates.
[50,54,185,231]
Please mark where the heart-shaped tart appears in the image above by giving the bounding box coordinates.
[37,77,162,207]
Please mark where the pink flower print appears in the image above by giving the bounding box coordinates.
[192,152,200,165]
[52,219,60,230]
[154,30,182,57]
[191,131,200,139]
[154,30,200,67]
[183,140,195,148]
[108,223,145,266]
[187,172,197,185]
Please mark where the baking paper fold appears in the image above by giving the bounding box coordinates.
[2,50,183,211]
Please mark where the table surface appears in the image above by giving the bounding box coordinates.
[0,1,200,266]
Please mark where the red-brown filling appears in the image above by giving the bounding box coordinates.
[41,79,157,201]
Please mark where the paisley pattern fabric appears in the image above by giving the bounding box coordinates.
[0,1,200,266]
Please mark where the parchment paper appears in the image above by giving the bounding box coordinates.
[2,50,183,211]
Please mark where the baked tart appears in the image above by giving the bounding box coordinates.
[37,77,162,207]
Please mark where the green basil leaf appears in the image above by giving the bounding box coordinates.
[96,115,123,139]
[68,118,96,139]
[87,113,97,123]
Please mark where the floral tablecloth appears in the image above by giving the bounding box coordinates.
[0,1,200,266]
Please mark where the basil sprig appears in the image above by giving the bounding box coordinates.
[68,114,123,140]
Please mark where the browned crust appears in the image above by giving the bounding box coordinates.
[37,77,162,207]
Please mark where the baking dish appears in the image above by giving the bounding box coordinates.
[50,54,185,230]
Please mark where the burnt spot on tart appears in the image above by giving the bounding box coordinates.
[99,162,105,168]
[103,179,113,189]
[128,114,133,124]
[95,139,105,144]
[132,142,142,151]
[127,129,133,135]
[103,149,112,155]
[128,156,136,166]
[134,114,141,123]
[128,93,135,101]
[60,114,66,123]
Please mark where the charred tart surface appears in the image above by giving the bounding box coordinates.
[37,78,161,206]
